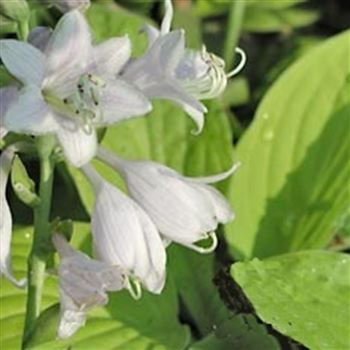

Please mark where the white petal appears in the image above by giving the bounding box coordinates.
[88,173,166,293]
[44,11,92,96]
[141,24,160,48]
[0,87,19,138]
[160,0,174,35]
[91,36,131,76]
[192,184,234,224]
[143,80,206,133]
[54,0,90,13]
[98,80,152,125]
[116,161,217,245]
[152,30,185,75]
[0,40,45,86]
[56,123,97,167]
[4,85,58,135]
[0,149,26,288]
[53,233,124,339]
[28,26,52,52]
[175,49,209,80]
[58,308,86,339]
[187,162,241,184]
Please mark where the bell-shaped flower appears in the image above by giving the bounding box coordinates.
[52,233,125,339]
[0,147,26,287]
[81,164,166,295]
[98,148,240,253]
[0,86,19,139]
[0,10,151,167]
[122,0,245,134]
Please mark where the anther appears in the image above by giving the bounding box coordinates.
[63,98,68,104]
[76,110,80,114]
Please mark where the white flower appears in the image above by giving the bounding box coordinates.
[81,165,166,295]
[0,11,151,167]
[0,87,19,139]
[98,148,240,253]
[122,0,246,134]
[0,147,26,288]
[52,233,125,339]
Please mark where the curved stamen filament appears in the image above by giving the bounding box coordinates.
[227,47,247,78]
[186,232,218,254]
[125,276,142,300]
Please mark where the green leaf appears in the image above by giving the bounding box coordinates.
[1,224,190,350]
[225,31,350,259]
[0,227,57,350]
[11,155,41,208]
[86,3,151,56]
[169,246,280,350]
[243,7,319,33]
[231,251,350,350]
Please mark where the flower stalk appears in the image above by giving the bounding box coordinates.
[22,135,56,347]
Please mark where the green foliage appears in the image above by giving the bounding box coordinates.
[169,246,280,350]
[225,30,350,259]
[231,251,350,350]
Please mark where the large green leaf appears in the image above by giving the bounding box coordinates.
[231,251,350,350]
[225,30,350,259]
[169,246,280,350]
[0,225,190,350]
[0,227,57,350]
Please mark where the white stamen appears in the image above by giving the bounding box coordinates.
[184,232,218,254]
[227,47,247,78]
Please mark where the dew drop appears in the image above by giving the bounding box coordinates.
[263,129,274,141]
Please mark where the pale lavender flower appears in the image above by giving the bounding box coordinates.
[122,0,246,134]
[0,11,151,167]
[82,165,166,295]
[53,233,125,339]
[98,148,240,253]
[0,147,26,288]
[0,87,19,139]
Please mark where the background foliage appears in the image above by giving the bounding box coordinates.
[1,0,349,349]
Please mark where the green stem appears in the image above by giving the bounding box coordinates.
[223,0,246,69]
[22,136,56,348]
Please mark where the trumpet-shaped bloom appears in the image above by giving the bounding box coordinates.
[0,11,151,167]
[0,87,19,139]
[52,233,125,339]
[122,0,245,133]
[82,165,166,295]
[0,147,26,287]
[98,148,240,253]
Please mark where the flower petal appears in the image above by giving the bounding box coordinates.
[0,87,19,139]
[4,85,58,135]
[56,123,97,167]
[44,11,92,97]
[0,40,45,86]
[141,24,160,48]
[187,162,241,184]
[98,79,152,125]
[143,80,206,133]
[88,173,166,294]
[0,149,26,288]
[28,26,52,52]
[192,184,234,224]
[91,36,131,76]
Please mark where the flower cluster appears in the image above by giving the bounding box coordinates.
[0,0,244,339]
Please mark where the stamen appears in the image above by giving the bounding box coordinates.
[226,47,247,78]
[185,232,218,254]
[125,276,142,300]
